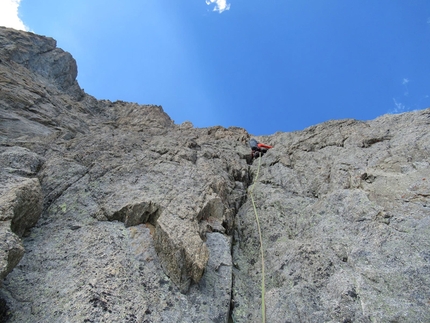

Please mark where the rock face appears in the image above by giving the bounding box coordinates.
[0,147,43,280]
[233,117,430,322]
[0,26,429,322]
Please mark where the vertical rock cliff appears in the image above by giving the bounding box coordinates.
[0,27,429,322]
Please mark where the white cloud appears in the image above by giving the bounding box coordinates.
[402,78,410,96]
[0,0,29,31]
[391,98,408,114]
[206,0,231,13]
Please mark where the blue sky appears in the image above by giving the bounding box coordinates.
[1,0,430,135]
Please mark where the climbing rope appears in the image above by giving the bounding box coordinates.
[249,153,266,323]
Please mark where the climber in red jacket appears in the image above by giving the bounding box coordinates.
[249,138,272,159]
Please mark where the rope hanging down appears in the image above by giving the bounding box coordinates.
[249,152,266,323]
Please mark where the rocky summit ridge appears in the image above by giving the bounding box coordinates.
[0,26,429,323]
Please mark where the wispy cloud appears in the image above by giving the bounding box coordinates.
[206,0,231,13]
[391,98,408,114]
[402,78,410,96]
[391,77,430,114]
[0,0,29,31]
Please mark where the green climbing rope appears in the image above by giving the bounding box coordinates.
[249,153,266,323]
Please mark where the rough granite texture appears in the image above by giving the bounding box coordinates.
[0,26,429,323]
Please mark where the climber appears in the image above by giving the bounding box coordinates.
[249,138,272,159]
